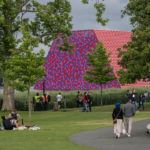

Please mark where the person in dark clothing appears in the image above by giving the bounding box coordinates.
[131,89,137,104]
[48,94,51,102]
[75,91,83,111]
[138,93,145,110]
[75,91,80,107]
[112,102,125,138]
[1,116,15,130]
[76,91,83,108]
[87,92,92,112]
[82,92,89,112]
[42,93,49,110]
[4,120,13,130]
[125,90,132,100]
[131,89,138,111]
[112,103,124,119]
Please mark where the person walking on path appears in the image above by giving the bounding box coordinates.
[123,100,136,137]
[112,102,125,138]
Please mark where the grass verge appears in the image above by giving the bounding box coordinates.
[0,104,149,150]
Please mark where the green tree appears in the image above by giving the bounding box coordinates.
[0,0,72,110]
[5,22,44,120]
[0,0,107,110]
[118,0,150,84]
[84,42,115,105]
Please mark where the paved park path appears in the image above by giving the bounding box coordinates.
[70,120,150,150]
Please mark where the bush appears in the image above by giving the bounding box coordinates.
[14,100,28,111]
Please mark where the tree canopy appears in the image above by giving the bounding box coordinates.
[0,0,108,110]
[0,0,73,110]
[84,42,115,84]
[84,42,115,105]
[5,22,45,91]
[118,0,150,84]
[5,24,45,119]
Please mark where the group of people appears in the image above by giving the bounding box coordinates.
[112,92,150,139]
[33,92,64,111]
[33,92,51,111]
[76,91,92,112]
[125,89,149,111]
[112,100,136,138]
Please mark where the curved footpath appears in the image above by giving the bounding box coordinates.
[70,120,150,150]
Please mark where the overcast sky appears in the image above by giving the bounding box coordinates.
[38,0,132,31]
[70,0,132,31]
[36,0,132,54]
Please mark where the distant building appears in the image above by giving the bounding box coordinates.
[34,30,150,90]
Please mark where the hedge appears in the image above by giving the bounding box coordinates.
[0,87,150,110]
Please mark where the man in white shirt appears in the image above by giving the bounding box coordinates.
[56,93,63,109]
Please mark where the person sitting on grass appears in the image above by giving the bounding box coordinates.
[1,110,21,130]
[1,115,18,130]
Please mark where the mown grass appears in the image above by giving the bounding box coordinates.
[0,104,150,150]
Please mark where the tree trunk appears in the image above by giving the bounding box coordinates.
[100,84,103,106]
[2,82,15,111]
[27,87,32,123]
[42,79,45,95]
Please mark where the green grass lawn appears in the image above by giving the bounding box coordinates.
[0,104,150,150]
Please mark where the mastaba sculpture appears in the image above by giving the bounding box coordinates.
[34,30,150,91]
